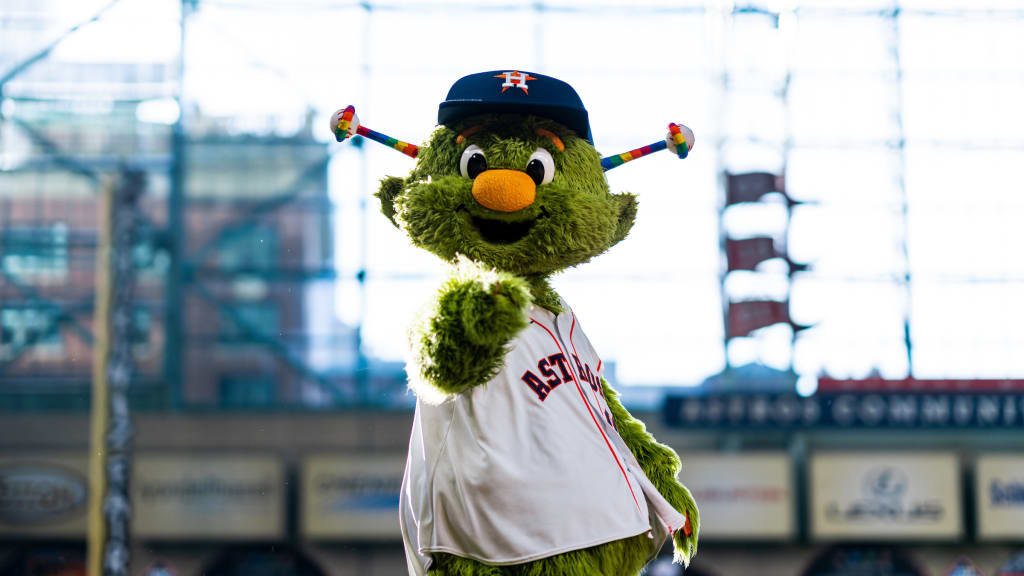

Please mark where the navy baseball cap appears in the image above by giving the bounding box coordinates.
[438,70,593,144]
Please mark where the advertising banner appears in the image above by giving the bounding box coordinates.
[810,452,961,540]
[977,455,1024,540]
[664,392,1024,429]
[728,300,792,338]
[131,454,283,540]
[0,453,89,537]
[726,172,782,205]
[301,454,404,540]
[726,237,777,271]
[677,453,793,540]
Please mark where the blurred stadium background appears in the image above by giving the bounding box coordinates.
[1,0,1023,574]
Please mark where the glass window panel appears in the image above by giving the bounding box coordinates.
[792,15,894,73]
[903,78,1024,143]
[791,278,909,378]
[727,14,787,77]
[911,282,1024,377]
[787,149,900,205]
[555,277,725,386]
[901,13,1024,74]
[789,76,900,143]
[789,204,905,276]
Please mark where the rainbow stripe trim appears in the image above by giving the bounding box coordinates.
[356,125,420,158]
[334,105,356,141]
[600,140,667,171]
[668,122,689,159]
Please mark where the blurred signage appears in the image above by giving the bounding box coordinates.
[302,454,404,540]
[665,393,1024,429]
[801,546,927,576]
[819,378,1024,393]
[728,300,795,337]
[810,453,961,540]
[678,453,793,540]
[725,172,783,205]
[0,454,88,537]
[132,454,283,540]
[977,455,1024,540]
[726,237,777,271]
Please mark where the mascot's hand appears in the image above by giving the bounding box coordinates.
[407,256,533,400]
[671,486,700,568]
[446,255,532,347]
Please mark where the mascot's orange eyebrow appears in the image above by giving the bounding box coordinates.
[535,129,564,151]
[456,125,484,145]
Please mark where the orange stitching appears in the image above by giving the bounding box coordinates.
[535,128,564,151]
[456,124,484,145]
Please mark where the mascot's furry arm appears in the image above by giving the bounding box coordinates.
[380,178,536,401]
[407,257,533,402]
[602,379,700,566]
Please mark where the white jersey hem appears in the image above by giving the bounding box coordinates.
[418,525,656,567]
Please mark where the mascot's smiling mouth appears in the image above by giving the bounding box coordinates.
[470,208,547,245]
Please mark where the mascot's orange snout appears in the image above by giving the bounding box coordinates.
[471,169,536,212]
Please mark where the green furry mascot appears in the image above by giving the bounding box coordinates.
[331,70,699,576]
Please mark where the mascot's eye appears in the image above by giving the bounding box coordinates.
[459,144,487,179]
[525,148,554,186]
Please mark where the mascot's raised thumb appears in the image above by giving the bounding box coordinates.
[331,69,699,576]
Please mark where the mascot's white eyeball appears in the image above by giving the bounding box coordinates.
[460,144,487,179]
[525,148,554,186]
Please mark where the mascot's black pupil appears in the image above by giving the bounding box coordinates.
[467,154,487,179]
[526,159,545,185]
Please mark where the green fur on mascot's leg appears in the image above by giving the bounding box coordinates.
[602,380,700,566]
[428,532,652,576]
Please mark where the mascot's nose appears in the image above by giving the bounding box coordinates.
[471,170,536,212]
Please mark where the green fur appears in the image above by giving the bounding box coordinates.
[380,115,635,279]
[602,380,700,566]
[379,112,697,573]
[527,276,563,315]
[408,257,533,403]
[388,115,636,401]
[429,532,652,576]
[377,175,404,226]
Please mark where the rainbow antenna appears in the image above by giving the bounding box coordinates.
[330,105,419,159]
[600,122,694,171]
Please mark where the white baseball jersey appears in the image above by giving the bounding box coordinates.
[400,298,686,576]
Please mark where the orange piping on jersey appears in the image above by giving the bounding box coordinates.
[530,317,642,515]
[569,312,611,425]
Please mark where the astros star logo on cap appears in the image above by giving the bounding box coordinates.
[438,70,594,143]
[495,71,537,94]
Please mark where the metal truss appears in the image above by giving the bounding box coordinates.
[0,0,351,410]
